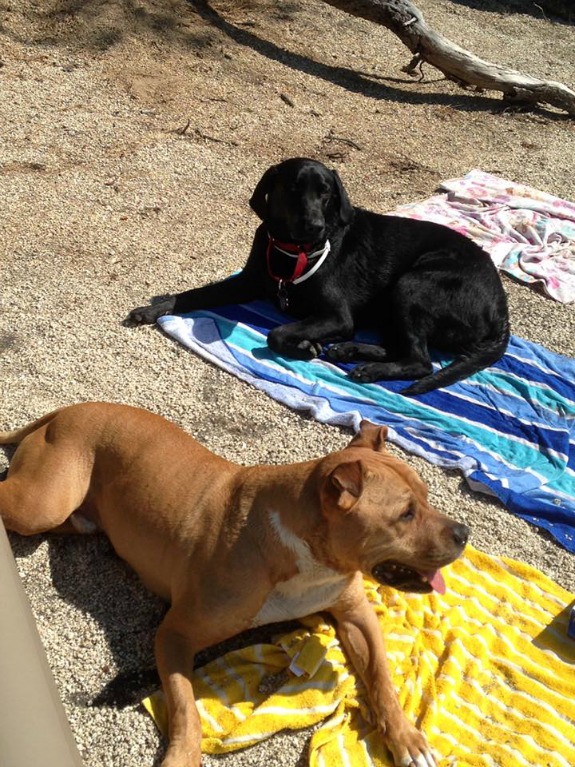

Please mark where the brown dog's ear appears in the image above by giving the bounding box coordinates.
[328,460,364,511]
[332,170,354,225]
[249,164,279,220]
[347,420,388,453]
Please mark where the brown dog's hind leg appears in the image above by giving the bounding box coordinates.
[0,423,91,536]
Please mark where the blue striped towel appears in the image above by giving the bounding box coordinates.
[158,300,575,553]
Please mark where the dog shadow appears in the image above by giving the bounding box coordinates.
[6,527,166,759]
[532,600,575,663]
[10,531,166,702]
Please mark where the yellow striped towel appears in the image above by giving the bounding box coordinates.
[143,546,575,766]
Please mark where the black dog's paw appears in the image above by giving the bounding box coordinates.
[125,299,175,326]
[349,363,384,383]
[268,328,322,360]
[326,342,359,362]
[291,340,323,360]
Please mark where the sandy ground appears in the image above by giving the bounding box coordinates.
[1,1,574,765]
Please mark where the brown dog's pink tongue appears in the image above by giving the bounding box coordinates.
[426,570,446,594]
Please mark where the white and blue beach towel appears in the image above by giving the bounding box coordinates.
[159,300,575,553]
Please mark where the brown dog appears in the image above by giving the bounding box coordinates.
[0,403,469,767]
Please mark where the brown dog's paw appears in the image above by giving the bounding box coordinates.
[386,724,437,767]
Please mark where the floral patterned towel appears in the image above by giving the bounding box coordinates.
[394,170,575,304]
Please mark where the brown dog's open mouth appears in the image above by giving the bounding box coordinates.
[372,561,446,594]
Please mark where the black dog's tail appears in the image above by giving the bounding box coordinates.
[402,322,511,397]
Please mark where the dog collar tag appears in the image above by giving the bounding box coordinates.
[266,237,331,313]
[277,280,289,311]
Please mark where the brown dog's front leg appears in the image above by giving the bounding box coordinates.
[330,578,436,767]
[155,610,203,767]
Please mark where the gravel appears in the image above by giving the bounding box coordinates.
[1,1,574,766]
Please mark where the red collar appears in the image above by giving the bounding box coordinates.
[266,236,331,312]
[266,236,313,283]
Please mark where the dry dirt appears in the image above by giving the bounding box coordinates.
[1,1,574,766]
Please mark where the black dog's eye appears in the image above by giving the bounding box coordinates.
[399,507,415,522]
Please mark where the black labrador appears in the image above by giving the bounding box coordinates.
[128,158,510,395]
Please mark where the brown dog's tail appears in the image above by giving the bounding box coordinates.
[402,323,511,397]
[0,410,61,445]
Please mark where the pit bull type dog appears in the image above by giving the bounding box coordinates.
[128,157,509,396]
[0,403,469,767]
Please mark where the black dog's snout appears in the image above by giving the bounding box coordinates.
[452,523,470,548]
[302,220,325,241]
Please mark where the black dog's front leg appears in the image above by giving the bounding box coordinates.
[127,271,263,325]
[327,337,433,387]
[268,314,354,360]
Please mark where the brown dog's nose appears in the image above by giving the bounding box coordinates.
[452,523,470,548]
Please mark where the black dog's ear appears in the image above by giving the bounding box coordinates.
[332,170,354,225]
[249,165,279,220]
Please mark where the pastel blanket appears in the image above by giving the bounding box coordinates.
[143,546,575,767]
[395,170,575,303]
[159,302,575,553]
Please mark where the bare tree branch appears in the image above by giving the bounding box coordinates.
[323,0,575,115]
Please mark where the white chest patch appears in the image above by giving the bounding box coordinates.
[252,510,350,627]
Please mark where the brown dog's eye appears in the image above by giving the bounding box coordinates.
[399,507,415,522]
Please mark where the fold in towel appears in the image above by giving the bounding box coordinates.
[395,170,575,304]
[143,546,575,766]
[159,303,575,553]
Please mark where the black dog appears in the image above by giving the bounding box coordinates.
[128,158,509,395]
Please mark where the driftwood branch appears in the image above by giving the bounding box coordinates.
[323,0,575,116]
